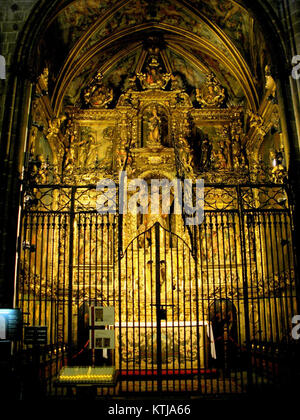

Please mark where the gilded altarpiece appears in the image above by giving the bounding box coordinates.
[18,60,297,391]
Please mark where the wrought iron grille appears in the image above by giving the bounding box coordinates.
[15,183,299,397]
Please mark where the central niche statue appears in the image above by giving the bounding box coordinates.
[148,106,162,146]
[143,105,169,148]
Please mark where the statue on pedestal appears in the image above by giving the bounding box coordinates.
[148,106,162,147]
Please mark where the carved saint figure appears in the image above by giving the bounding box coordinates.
[178,134,194,176]
[200,137,212,170]
[271,149,287,183]
[148,107,161,146]
[32,154,48,183]
[214,140,229,169]
[232,139,242,169]
[47,116,66,141]
[75,134,96,166]
[63,141,75,175]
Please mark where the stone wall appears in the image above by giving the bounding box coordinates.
[0,0,38,138]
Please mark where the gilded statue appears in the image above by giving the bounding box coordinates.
[230,120,248,170]
[181,149,194,176]
[147,106,162,146]
[38,67,49,91]
[213,140,230,169]
[178,134,190,151]
[47,116,66,140]
[200,137,212,171]
[77,133,97,166]
[63,143,75,175]
[177,132,194,176]
[231,139,242,169]
[32,154,48,184]
[196,73,226,108]
[116,148,127,170]
[271,149,287,183]
[265,65,276,92]
[247,110,267,137]
[83,71,113,108]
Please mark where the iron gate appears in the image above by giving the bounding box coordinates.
[15,183,299,397]
[118,222,203,393]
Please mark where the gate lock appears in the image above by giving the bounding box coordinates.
[151,304,174,321]
[159,307,167,321]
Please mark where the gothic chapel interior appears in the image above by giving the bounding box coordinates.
[0,0,300,400]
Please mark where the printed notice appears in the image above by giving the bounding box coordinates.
[89,329,115,349]
[89,306,115,326]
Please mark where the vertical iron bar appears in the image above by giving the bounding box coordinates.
[170,229,175,390]
[131,238,135,390]
[155,223,162,393]
[89,214,92,305]
[261,212,277,382]
[226,212,238,391]
[267,214,280,344]
[62,214,67,366]
[50,215,56,346]
[245,213,258,387]
[163,227,168,391]
[197,223,207,394]
[106,214,110,307]
[33,214,39,325]
[203,216,212,393]
[38,214,45,327]
[143,230,148,391]
[256,213,269,383]
[220,212,231,392]
[175,234,181,390]
[182,238,187,391]
[67,187,75,362]
[231,212,244,392]
[76,214,81,353]
[237,186,253,392]
[188,235,194,392]
[117,212,123,389]
[208,213,219,393]
[125,244,128,391]
[215,213,226,392]
[273,212,287,387]
[150,227,154,391]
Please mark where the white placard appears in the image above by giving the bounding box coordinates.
[89,306,115,326]
[89,329,115,349]
[0,315,6,339]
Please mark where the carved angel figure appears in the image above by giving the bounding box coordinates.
[47,116,66,140]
